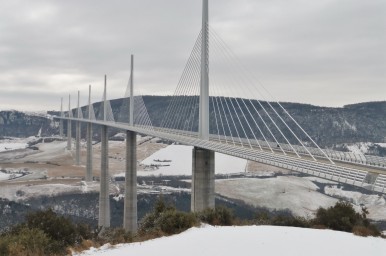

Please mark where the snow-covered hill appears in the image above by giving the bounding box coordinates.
[75,225,386,256]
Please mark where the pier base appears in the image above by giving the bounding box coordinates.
[86,123,93,181]
[191,147,215,212]
[98,125,110,228]
[123,131,137,233]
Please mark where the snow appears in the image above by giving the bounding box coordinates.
[0,171,23,181]
[75,225,386,256]
[0,172,12,181]
[346,142,369,155]
[376,143,386,148]
[133,145,247,177]
[0,182,98,201]
[0,142,28,152]
[216,177,338,218]
[325,185,386,221]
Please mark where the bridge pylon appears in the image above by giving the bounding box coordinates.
[86,85,93,182]
[191,0,215,212]
[99,75,110,228]
[198,0,209,140]
[124,55,138,233]
[67,94,72,150]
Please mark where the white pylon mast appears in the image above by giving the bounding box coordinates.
[68,94,71,117]
[199,0,209,140]
[88,85,92,120]
[129,55,134,126]
[103,75,107,121]
[77,91,80,118]
[60,97,63,117]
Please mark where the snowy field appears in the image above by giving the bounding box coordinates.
[138,145,247,176]
[0,140,27,152]
[76,225,386,256]
[0,171,23,181]
[325,185,386,221]
[216,177,338,217]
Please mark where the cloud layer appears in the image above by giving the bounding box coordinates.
[0,0,385,111]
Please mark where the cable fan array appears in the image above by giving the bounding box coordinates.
[160,26,332,163]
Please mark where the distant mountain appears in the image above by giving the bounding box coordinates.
[3,97,386,148]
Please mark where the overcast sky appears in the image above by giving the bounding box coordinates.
[0,0,385,111]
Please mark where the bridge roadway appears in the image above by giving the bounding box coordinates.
[58,116,386,194]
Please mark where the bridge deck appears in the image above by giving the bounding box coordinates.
[56,116,386,194]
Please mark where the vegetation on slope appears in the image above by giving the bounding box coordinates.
[0,199,382,255]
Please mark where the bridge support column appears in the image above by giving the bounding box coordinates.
[191,147,215,212]
[86,123,93,181]
[123,130,137,233]
[67,120,72,150]
[98,125,110,228]
[75,121,81,165]
[59,120,63,138]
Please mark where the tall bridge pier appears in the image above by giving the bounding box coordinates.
[191,147,215,211]
[67,94,72,150]
[75,91,81,166]
[98,76,110,228]
[99,124,110,228]
[124,130,137,232]
[59,97,64,137]
[86,85,93,182]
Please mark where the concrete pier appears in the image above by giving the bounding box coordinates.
[67,119,72,150]
[75,121,81,165]
[67,95,72,150]
[191,147,215,212]
[123,130,137,233]
[75,91,81,165]
[86,123,93,181]
[59,120,63,138]
[98,125,110,228]
[60,97,64,137]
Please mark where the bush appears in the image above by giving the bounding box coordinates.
[352,225,381,237]
[253,212,310,228]
[0,227,51,256]
[270,215,310,228]
[157,210,197,235]
[0,209,96,255]
[26,209,77,245]
[197,207,235,226]
[139,197,198,235]
[313,201,380,236]
[98,228,133,244]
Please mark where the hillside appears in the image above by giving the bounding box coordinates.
[2,97,386,147]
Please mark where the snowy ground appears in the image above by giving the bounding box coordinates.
[75,225,386,256]
[116,144,247,177]
[0,137,33,152]
[216,176,338,218]
[325,185,386,221]
[1,138,386,225]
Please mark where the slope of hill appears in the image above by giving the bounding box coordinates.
[76,225,386,256]
[3,98,386,147]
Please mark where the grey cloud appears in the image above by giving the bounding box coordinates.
[0,0,384,111]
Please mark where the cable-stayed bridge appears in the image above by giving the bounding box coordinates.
[55,0,386,234]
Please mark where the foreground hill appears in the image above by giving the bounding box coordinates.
[76,225,386,256]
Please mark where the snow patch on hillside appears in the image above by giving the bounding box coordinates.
[325,186,386,220]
